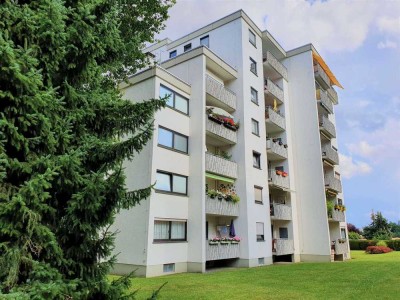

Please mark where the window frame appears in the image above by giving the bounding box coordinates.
[200,35,209,47]
[250,57,257,75]
[184,43,192,52]
[158,126,188,154]
[249,29,256,47]
[251,118,260,136]
[253,151,261,169]
[160,84,189,115]
[154,220,187,242]
[279,227,289,239]
[155,170,188,195]
[169,50,177,58]
[251,87,258,105]
[254,186,263,204]
[256,222,264,241]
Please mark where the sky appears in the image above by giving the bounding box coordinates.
[155,0,400,228]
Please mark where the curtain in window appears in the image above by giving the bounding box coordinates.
[154,221,169,239]
[171,222,185,239]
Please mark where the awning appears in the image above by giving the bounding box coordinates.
[312,52,344,89]
[205,172,235,183]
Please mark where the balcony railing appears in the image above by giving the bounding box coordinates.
[206,241,240,261]
[205,152,238,179]
[266,139,288,159]
[314,64,330,89]
[206,196,239,216]
[331,209,345,222]
[273,239,294,256]
[206,74,236,111]
[264,78,284,103]
[263,51,288,80]
[324,174,342,193]
[327,87,338,104]
[316,89,334,114]
[268,169,290,190]
[270,203,292,220]
[206,116,237,144]
[319,115,336,138]
[265,107,286,130]
[334,240,348,255]
[321,144,339,165]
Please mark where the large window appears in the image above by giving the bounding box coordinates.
[158,126,188,153]
[154,220,187,242]
[169,50,177,58]
[251,87,258,104]
[254,186,263,204]
[251,119,259,136]
[160,85,189,115]
[250,57,257,75]
[256,222,264,241]
[253,151,261,169]
[249,29,256,47]
[155,171,187,195]
[200,35,209,47]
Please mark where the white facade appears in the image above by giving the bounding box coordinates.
[112,10,349,277]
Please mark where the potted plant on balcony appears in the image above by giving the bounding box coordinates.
[208,113,223,124]
[231,193,240,203]
[207,189,218,199]
[220,237,230,245]
[276,170,283,176]
[222,117,239,131]
[209,237,220,245]
[229,236,241,244]
[282,172,288,177]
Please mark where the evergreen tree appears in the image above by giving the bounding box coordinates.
[363,212,393,240]
[0,0,174,298]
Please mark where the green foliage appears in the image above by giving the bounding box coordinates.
[349,240,377,250]
[386,240,400,251]
[376,240,388,247]
[389,222,400,238]
[326,200,334,218]
[363,211,393,240]
[0,0,174,298]
[348,231,362,240]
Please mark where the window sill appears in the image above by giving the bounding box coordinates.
[153,240,188,244]
[252,133,260,137]
[255,201,263,205]
[250,71,258,77]
[257,239,265,242]
[157,144,189,156]
[155,190,188,197]
[251,100,259,106]
[166,105,190,117]
[253,166,262,170]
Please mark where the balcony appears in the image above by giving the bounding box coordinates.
[263,51,288,81]
[206,241,240,261]
[316,89,334,114]
[206,196,239,216]
[266,139,288,160]
[327,87,338,104]
[265,107,286,133]
[334,240,348,255]
[273,239,294,256]
[319,115,336,138]
[205,152,238,179]
[268,169,290,190]
[264,78,284,104]
[330,209,345,222]
[314,64,330,89]
[206,116,237,144]
[321,144,339,165]
[206,75,236,112]
[324,174,342,193]
[270,203,292,220]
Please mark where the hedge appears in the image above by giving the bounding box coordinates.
[349,239,400,251]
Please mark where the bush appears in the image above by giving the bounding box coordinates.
[386,240,400,251]
[348,232,362,240]
[376,240,387,247]
[349,240,377,250]
[365,246,393,254]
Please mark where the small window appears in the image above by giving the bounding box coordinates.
[158,126,188,153]
[258,257,264,265]
[200,35,209,47]
[256,222,264,241]
[154,220,187,242]
[338,199,343,206]
[249,30,256,47]
[159,85,189,115]
[163,263,175,273]
[253,151,261,169]
[169,50,177,58]
[250,57,257,75]
[254,186,263,204]
[251,119,259,136]
[341,228,347,239]
[155,171,187,195]
[206,221,209,240]
[279,227,288,239]
[184,43,192,52]
[251,87,258,104]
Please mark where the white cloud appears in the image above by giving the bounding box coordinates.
[347,141,381,158]
[339,154,372,179]
[377,40,398,49]
[377,16,400,35]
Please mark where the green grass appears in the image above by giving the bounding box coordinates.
[112,251,400,299]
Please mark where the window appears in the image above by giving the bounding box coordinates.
[251,87,258,104]
[279,227,288,239]
[251,119,259,136]
[341,228,347,239]
[256,222,264,241]
[338,198,343,206]
[184,43,192,52]
[258,257,264,265]
[250,57,257,75]
[158,126,188,153]
[154,220,187,242]
[155,171,187,195]
[159,85,189,114]
[253,151,261,169]
[200,35,209,47]
[254,186,263,204]
[163,263,175,273]
[169,50,177,58]
[206,221,209,240]
[249,29,256,47]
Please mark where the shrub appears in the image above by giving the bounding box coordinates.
[349,240,377,250]
[365,246,393,254]
[376,240,387,247]
[348,232,362,240]
[386,240,400,251]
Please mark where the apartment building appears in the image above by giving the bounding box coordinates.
[112,10,350,277]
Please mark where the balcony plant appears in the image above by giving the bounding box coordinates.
[208,112,224,124]
[326,200,334,218]
[220,237,230,244]
[222,117,239,131]
[209,237,220,245]
[282,172,288,177]
[229,236,241,244]
[276,170,283,176]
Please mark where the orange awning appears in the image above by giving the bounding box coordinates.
[312,52,344,89]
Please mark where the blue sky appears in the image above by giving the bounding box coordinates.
[156,0,400,228]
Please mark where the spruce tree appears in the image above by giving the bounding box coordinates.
[0,0,174,298]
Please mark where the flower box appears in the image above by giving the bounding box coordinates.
[223,123,237,131]
[209,241,219,245]
[231,241,239,244]
[208,114,223,124]
[220,241,231,245]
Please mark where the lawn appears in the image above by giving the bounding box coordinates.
[113,251,400,299]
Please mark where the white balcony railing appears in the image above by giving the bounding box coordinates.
[268,170,290,190]
[319,115,336,138]
[321,144,339,165]
[270,203,292,220]
[206,75,236,111]
[316,89,334,114]
[205,152,237,179]
[324,174,342,193]
[327,87,338,104]
[331,209,345,222]
[206,116,237,144]
[263,51,288,80]
[273,239,294,256]
[206,242,240,261]
[264,78,284,103]
[266,139,288,159]
[206,196,239,216]
[314,64,330,89]
[266,107,286,130]
[334,240,348,255]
